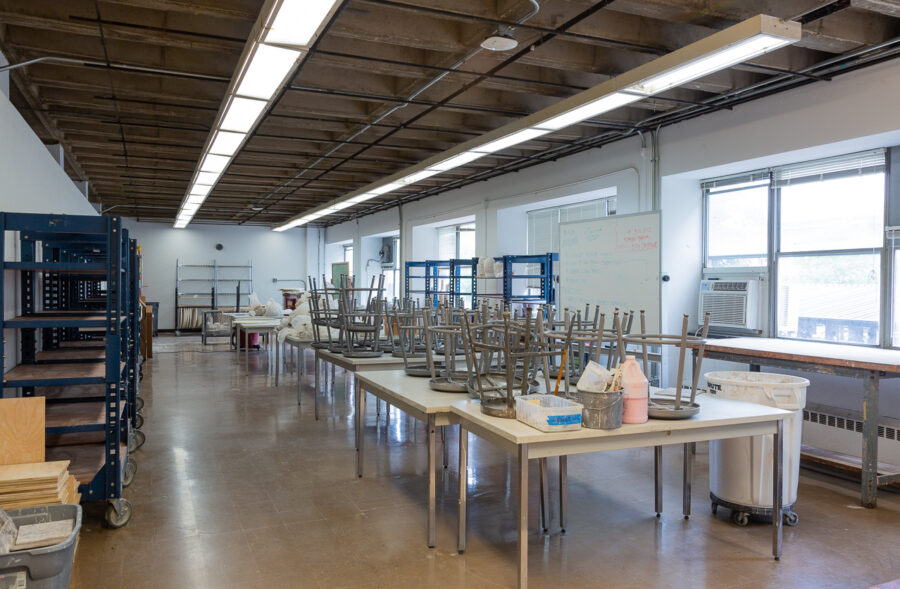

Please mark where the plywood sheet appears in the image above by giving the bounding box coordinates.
[0,398,45,465]
[12,519,74,551]
[36,349,105,361]
[45,402,105,428]
[4,363,106,383]
[40,385,106,400]
[45,445,104,485]
[0,461,68,487]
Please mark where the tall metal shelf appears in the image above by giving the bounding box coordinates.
[175,259,252,331]
[0,212,140,528]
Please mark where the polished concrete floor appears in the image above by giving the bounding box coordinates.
[71,335,900,588]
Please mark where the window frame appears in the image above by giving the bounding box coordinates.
[702,150,891,348]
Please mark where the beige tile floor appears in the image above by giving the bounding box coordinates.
[71,335,900,588]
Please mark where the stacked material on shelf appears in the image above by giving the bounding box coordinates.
[0,462,78,510]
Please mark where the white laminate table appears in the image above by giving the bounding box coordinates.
[355,370,465,547]
[232,317,281,366]
[312,348,432,420]
[278,335,313,389]
[450,397,791,589]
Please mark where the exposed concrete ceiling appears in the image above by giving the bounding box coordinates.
[0,0,898,226]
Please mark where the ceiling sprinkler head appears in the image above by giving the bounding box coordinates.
[481,32,518,51]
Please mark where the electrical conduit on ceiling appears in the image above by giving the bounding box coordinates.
[243,0,541,220]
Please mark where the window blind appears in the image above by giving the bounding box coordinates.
[526,196,615,255]
[773,149,885,187]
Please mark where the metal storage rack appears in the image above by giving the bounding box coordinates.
[404,261,428,302]
[497,253,558,306]
[0,212,139,528]
[175,259,252,332]
[449,258,477,308]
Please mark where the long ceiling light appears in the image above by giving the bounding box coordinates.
[273,14,800,232]
[173,0,342,228]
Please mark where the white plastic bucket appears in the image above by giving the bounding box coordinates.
[705,371,809,509]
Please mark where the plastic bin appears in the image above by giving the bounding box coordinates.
[705,371,809,526]
[516,395,582,432]
[0,505,82,589]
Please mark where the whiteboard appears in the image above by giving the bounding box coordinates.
[559,211,661,332]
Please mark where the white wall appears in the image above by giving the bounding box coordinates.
[321,58,900,401]
[1,92,99,377]
[122,220,309,330]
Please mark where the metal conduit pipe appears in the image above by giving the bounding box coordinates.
[0,55,229,82]
[244,0,540,217]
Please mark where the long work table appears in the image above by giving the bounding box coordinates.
[692,337,900,508]
[450,396,790,589]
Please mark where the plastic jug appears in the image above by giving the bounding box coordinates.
[621,356,649,424]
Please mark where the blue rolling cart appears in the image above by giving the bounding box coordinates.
[0,212,138,528]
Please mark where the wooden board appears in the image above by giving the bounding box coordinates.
[40,385,106,400]
[58,340,105,349]
[693,337,900,374]
[801,444,900,483]
[4,363,106,384]
[7,314,106,323]
[45,445,105,485]
[12,519,74,551]
[45,402,105,428]
[0,398,46,465]
[36,349,106,362]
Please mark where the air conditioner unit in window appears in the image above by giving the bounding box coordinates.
[699,279,761,331]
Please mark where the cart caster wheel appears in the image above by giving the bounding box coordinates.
[128,428,146,452]
[135,412,144,429]
[784,511,799,527]
[136,396,144,411]
[104,499,133,529]
[123,457,137,488]
[732,511,750,527]
[711,502,718,515]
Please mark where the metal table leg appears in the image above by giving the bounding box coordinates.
[442,425,449,469]
[773,419,783,559]
[354,378,360,450]
[275,339,281,386]
[539,458,549,533]
[518,444,529,589]
[457,426,468,554]
[655,445,663,517]
[683,442,693,519]
[314,355,320,420]
[862,371,880,508]
[235,324,240,360]
[427,414,436,548]
[357,384,366,478]
[559,456,567,533]
[297,351,302,406]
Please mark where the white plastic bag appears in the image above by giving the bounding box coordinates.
[576,361,614,392]
[264,299,284,317]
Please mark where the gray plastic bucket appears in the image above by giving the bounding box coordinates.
[0,505,81,589]
[570,389,623,429]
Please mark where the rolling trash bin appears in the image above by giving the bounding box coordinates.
[0,505,82,589]
[704,371,809,527]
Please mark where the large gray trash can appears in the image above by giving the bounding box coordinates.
[0,505,82,589]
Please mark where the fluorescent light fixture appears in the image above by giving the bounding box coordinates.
[628,35,793,95]
[189,184,212,197]
[209,131,246,156]
[220,97,268,133]
[348,194,375,204]
[181,203,201,214]
[174,220,189,229]
[399,169,440,185]
[265,0,341,47]
[333,201,356,211]
[428,151,485,172]
[201,154,231,174]
[537,92,643,131]
[474,128,550,154]
[186,194,207,206]
[195,171,221,185]
[236,44,301,100]
[370,182,403,195]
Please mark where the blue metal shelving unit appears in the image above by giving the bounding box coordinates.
[449,258,477,308]
[0,212,138,528]
[472,253,558,307]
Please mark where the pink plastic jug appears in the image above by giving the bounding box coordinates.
[621,356,649,424]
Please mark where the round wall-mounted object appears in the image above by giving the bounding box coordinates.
[215,243,224,251]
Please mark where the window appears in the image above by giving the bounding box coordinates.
[703,149,887,346]
[437,222,475,259]
[527,196,616,256]
[704,178,769,267]
[343,244,353,274]
[381,236,400,301]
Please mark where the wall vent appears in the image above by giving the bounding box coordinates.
[804,409,897,440]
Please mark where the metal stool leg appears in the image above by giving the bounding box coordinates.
[655,445,663,517]
[683,442,693,519]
